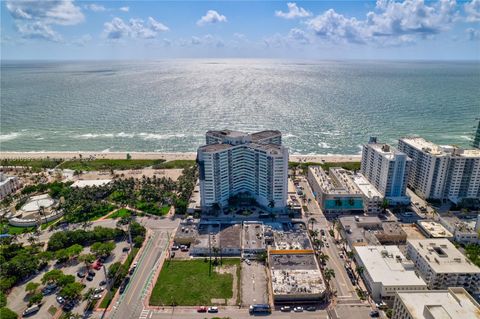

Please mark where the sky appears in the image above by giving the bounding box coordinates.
[1,0,479,60]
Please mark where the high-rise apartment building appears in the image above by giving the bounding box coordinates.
[398,137,480,203]
[197,130,288,211]
[406,239,480,296]
[473,120,480,149]
[361,137,411,204]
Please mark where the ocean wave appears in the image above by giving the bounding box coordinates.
[459,135,473,141]
[318,142,332,149]
[138,133,186,140]
[0,132,20,141]
[74,133,136,139]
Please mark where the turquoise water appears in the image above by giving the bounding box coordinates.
[1,60,479,154]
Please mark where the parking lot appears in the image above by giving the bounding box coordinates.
[240,260,268,306]
[7,240,132,318]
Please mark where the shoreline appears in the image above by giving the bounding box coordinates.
[0,151,361,163]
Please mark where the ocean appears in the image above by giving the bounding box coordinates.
[1,60,479,154]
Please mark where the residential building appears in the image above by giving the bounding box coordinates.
[416,220,453,239]
[340,216,407,248]
[361,137,411,204]
[438,215,479,245]
[392,287,480,319]
[0,173,20,200]
[307,166,364,214]
[473,119,480,149]
[354,245,428,303]
[398,137,480,203]
[197,130,288,211]
[406,239,480,295]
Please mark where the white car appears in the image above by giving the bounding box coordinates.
[56,296,65,304]
[245,259,251,265]
[207,306,219,313]
[293,306,304,312]
[94,287,104,294]
[91,294,102,300]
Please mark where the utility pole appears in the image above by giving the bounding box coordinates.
[128,221,133,251]
[208,232,212,276]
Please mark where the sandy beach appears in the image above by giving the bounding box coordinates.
[0,151,361,163]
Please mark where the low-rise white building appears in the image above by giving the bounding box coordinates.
[438,215,479,245]
[0,173,20,199]
[407,239,480,295]
[354,245,427,302]
[392,287,480,319]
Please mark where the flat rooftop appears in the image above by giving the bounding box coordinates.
[242,223,264,250]
[308,166,361,195]
[193,223,242,250]
[368,143,407,161]
[355,246,427,287]
[272,226,312,250]
[441,216,478,234]
[350,173,382,199]
[270,253,325,296]
[408,239,480,274]
[417,221,453,238]
[250,130,281,141]
[400,137,480,158]
[395,288,480,319]
[198,143,233,152]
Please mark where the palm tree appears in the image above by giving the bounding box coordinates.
[313,238,324,250]
[308,217,317,231]
[318,253,329,266]
[323,268,336,299]
[381,198,389,213]
[311,229,319,239]
[355,266,364,282]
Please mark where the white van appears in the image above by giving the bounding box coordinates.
[23,304,40,316]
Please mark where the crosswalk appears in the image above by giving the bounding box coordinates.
[139,309,150,319]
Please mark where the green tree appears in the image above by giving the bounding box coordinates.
[355,266,365,282]
[308,217,317,231]
[0,291,7,307]
[133,235,144,248]
[381,198,389,213]
[42,269,63,285]
[57,275,75,287]
[28,293,43,306]
[59,282,85,301]
[386,308,393,318]
[0,307,18,319]
[108,262,121,279]
[318,253,329,265]
[25,282,40,295]
[66,244,83,260]
[323,268,336,299]
[91,241,115,257]
[78,253,96,270]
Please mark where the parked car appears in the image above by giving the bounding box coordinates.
[93,260,103,270]
[99,280,107,286]
[23,304,40,316]
[208,306,219,313]
[180,245,189,252]
[306,306,316,311]
[293,306,304,312]
[245,259,251,265]
[56,296,65,304]
[370,310,380,317]
[88,270,96,277]
[122,247,130,252]
[90,294,102,300]
[171,245,180,251]
[94,287,104,294]
[86,275,94,281]
[197,306,207,313]
[77,271,86,278]
[280,306,291,312]
[63,301,75,312]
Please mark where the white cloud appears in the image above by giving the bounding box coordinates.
[466,27,480,40]
[288,28,310,44]
[103,17,169,40]
[119,6,129,13]
[16,21,62,41]
[148,17,169,32]
[197,10,227,26]
[6,0,84,41]
[275,2,311,19]
[306,0,459,46]
[85,4,106,12]
[191,36,202,45]
[465,0,480,22]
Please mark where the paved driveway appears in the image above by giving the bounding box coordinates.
[241,260,268,306]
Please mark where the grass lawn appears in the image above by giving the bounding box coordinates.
[107,208,132,219]
[99,288,117,308]
[40,217,63,230]
[149,259,240,306]
[0,222,36,235]
[48,305,57,316]
[0,158,63,169]
[58,159,165,171]
[152,160,196,169]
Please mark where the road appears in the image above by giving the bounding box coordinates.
[107,221,177,319]
[299,178,359,301]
